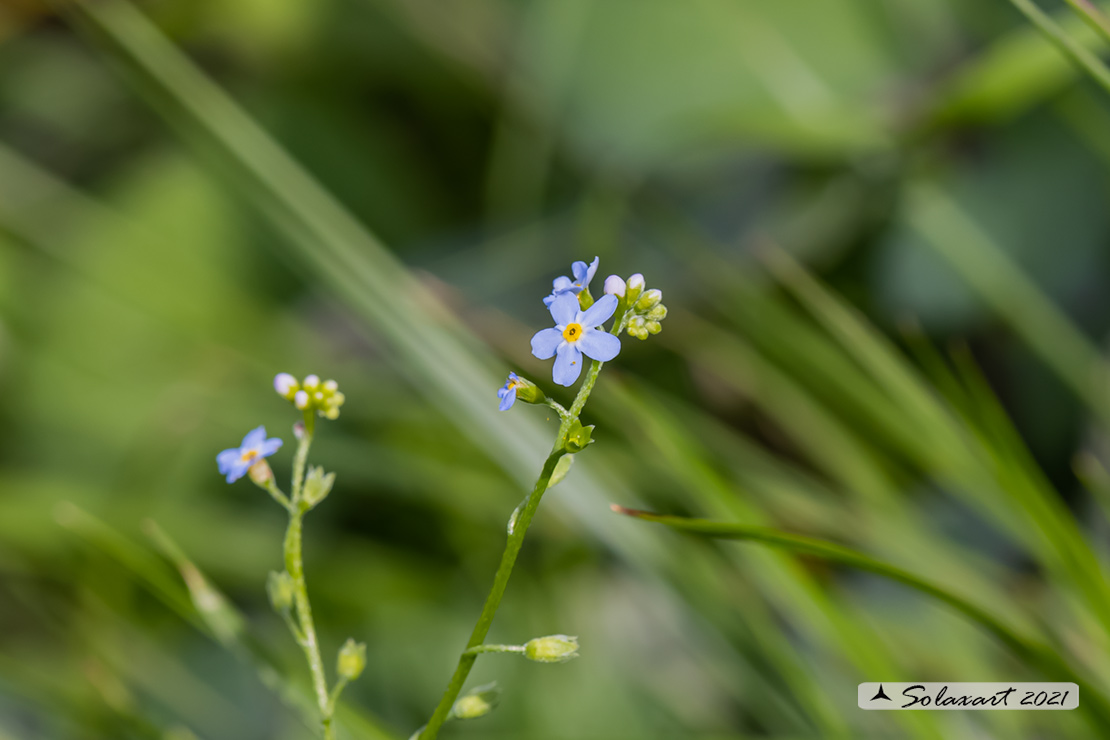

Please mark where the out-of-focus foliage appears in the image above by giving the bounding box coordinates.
[3,0,1110,738]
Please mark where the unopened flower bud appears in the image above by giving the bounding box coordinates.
[645,320,662,335]
[646,304,667,321]
[302,465,336,509]
[626,273,645,302]
[524,634,579,663]
[603,275,626,297]
[294,390,310,410]
[267,570,295,613]
[451,683,501,720]
[337,638,366,681]
[303,374,320,391]
[323,379,339,394]
[247,459,274,486]
[627,315,649,340]
[274,373,299,400]
[636,289,662,311]
[293,421,305,439]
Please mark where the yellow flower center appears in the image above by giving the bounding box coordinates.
[562,323,583,342]
[240,449,259,464]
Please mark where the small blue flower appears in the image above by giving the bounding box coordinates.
[498,372,523,411]
[543,256,599,307]
[531,292,621,386]
[216,426,283,483]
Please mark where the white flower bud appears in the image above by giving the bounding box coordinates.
[636,289,662,311]
[274,373,299,400]
[603,275,626,297]
[294,390,310,409]
[323,379,339,393]
[627,274,645,291]
[303,374,320,391]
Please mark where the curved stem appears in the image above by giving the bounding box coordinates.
[419,305,628,739]
[283,419,335,740]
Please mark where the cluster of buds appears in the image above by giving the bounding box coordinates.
[274,373,346,420]
[603,273,668,340]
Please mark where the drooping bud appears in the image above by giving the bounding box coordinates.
[302,466,336,509]
[524,634,579,663]
[337,638,367,681]
[267,570,295,613]
[274,373,299,400]
[247,459,274,487]
[603,275,626,297]
[451,682,501,720]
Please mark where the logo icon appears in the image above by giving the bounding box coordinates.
[871,684,892,702]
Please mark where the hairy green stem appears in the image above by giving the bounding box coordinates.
[463,644,526,656]
[282,418,335,740]
[418,305,626,740]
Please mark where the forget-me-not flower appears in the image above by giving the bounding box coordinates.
[498,372,525,411]
[543,257,599,307]
[217,426,283,483]
[531,292,621,386]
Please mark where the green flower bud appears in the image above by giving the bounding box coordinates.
[451,682,501,720]
[337,638,367,681]
[626,316,649,340]
[524,634,579,663]
[266,570,295,613]
[301,466,336,509]
[646,304,667,321]
[645,320,662,335]
[564,421,594,453]
[635,289,662,312]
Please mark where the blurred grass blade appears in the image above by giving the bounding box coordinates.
[611,507,1110,730]
[1004,0,1110,96]
[906,183,1110,420]
[1062,0,1110,45]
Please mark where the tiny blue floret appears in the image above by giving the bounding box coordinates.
[531,292,621,386]
[498,372,523,411]
[217,426,283,483]
[543,256,599,307]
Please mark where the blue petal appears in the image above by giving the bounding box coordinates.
[579,293,617,327]
[570,261,588,284]
[552,276,575,292]
[259,438,283,458]
[572,257,599,287]
[241,426,267,449]
[225,459,251,483]
[553,342,584,386]
[577,328,621,362]
[216,448,241,475]
[531,328,563,360]
[543,293,557,307]
[548,292,580,326]
[584,256,599,285]
[499,386,517,411]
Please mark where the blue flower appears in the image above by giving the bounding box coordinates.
[498,372,524,411]
[216,426,283,483]
[543,256,599,307]
[531,292,621,386]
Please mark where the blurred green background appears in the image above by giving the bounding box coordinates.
[4,0,1110,738]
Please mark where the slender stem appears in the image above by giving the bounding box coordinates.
[282,418,335,740]
[263,479,294,511]
[419,448,566,738]
[463,644,525,656]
